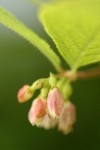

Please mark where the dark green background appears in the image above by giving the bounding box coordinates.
[0,1,100,150]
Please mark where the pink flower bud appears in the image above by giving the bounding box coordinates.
[58,101,76,134]
[47,88,64,118]
[28,98,46,126]
[17,85,33,103]
[35,98,47,118]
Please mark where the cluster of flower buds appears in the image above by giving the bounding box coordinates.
[17,73,76,134]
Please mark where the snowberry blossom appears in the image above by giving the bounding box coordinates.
[28,98,47,126]
[17,75,76,134]
[17,85,33,103]
[58,101,76,134]
[47,88,64,118]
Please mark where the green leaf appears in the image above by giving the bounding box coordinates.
[39,0,100,71]
[0,7,61,72]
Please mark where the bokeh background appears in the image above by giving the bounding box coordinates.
[0,0,100,150]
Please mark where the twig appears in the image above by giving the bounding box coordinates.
[56,67,100,80]
[76,67,100,79]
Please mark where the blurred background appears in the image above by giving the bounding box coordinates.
[0,0,100,150]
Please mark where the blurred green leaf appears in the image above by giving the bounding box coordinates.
[0,7,61,72]
[39,0,100,71]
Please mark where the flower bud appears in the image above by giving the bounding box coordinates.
[28,98,46,126]
[38,114,57,129]
[17,85,33,103]
[47,88,64,118]
[58,101,76,134]
[35,98,47,118]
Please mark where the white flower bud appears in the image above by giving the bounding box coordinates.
[58,101,76,134]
